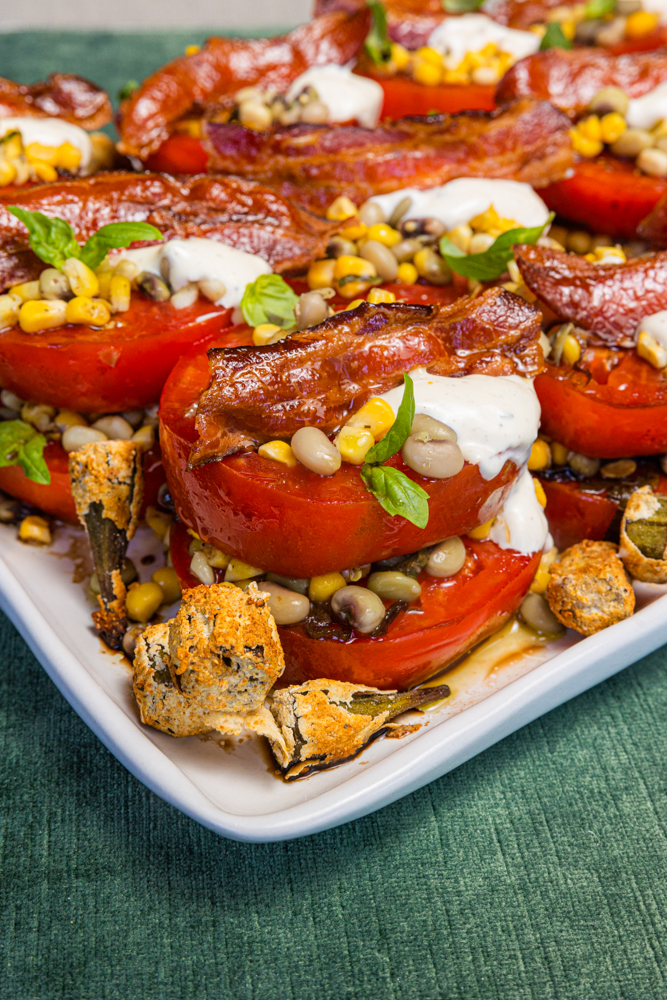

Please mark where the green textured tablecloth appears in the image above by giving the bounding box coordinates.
[2,32,667,1000]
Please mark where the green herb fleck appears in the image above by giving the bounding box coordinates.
[0,420,50,485]
[365,0,392,65]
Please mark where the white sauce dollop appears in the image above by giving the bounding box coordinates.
[427,14,540,67]
[369,178,550,232]
[637,0,667,22]
[286,64,384,128]
[489,467,549,555]
[108,237,272,309]
[0,117,91,169]
[626,81,667,130]
[636,309,667,349]
[379,368,541,481]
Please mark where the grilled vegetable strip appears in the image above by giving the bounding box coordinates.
[0,73,111,128]
[267,679,451,780]
[620,485,667,583]
[203,99,573,211]
[546,540,636,635]
[69,440,143,649]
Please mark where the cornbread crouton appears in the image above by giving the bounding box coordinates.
[620,486,667,584]
[546,540,635,636]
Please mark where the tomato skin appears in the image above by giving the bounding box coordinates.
[0,295,232,413]
[364,73,496,118]
[145,134,209,174]
[541,157,667,241]
[607,28,667,54]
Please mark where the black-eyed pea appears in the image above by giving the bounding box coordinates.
[331,585,385,633]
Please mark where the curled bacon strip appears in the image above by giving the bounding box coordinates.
[204,98,573,211]
[0,172,336,291]
[514,244,667,344]
[191,287,542,466]
[117,9,369,159]
[0,73,111,129]
[496,49,667,115]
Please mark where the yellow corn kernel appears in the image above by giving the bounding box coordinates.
[109,273,131,313]
[31,161,58,182]
[307,258,336,290]
[224,558,263,582]
[578,115,602,143]
[2,132,22,159]
[367,287,396,304]
[396,261,418,284]
[551,441,569,465]
[185,43,201,55]
[252,323,284,346]
[55,409,87,430]
[145,505,172,540]
[62,257,99,297]
[468,519,494,540]
[334,253,376,284]
[390,42,410,71]
[258,440,298,467]
[151,566,182,604]
[442,67,470,86]
[533,477,548,508]
[97,270,112,301]
[19,514,51,545]
[326,196,358,221]
[0,160,16,186]
[413,60,442,87]
[530,546,558,595]
[480,41,499,58]
[24,142,59,166]
[126,581,164,622]
[527,438,552,471]
[469,205,516,235]
[570,128,603,159]
[637,329,667,369]
[447,224,473,253]
[343,298,366,310]
[561,19,576,40]
[592,245,626,265]
[365,223,402,247]
[339,279,376,299]
[308,572,346,603]
[19,299,67,333]
[339,219,367,241]
[600,112,626,145]
[55,142,82,172]
[65,296,111,327]
[347,397,395,439]
[625,10,659,38]
[416,45,443,66]
[561,333,582,366]
[11,280,41,302]
[202,543,229,569]
[335,425,375,465]
[0,292,21,327]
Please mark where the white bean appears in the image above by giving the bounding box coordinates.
[291,427,341,476]
[359,200,386,227]
[402,436,464,479]
[260,582,311,625]
[519,593,563,635]
[171,283,199,310]
[92,415,134,440]
[367,571,421,601]
[61,425,108,452]
[426,537,466,578]
[359,240,398,281]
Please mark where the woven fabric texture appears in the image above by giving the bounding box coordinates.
[1,32,667,1000]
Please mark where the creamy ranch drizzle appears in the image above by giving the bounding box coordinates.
[286,64,384,128]
[636,309,667,348]
[489,468,549,555]
[626,81,667,129]
[369,179,550,232]
[427,14,540,66]
[108,238,272,309]
[0,117,92,168]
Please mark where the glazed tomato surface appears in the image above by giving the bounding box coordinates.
[536,348,667,458]
[0,294,232,413]
[145,134,209,174]
[366,74,496,118]
[541,157,667,241]
[0,440,165,523]
[170,519,539,689]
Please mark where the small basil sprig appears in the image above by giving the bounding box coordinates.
[540,21,573,49]
[0,420,50,485]
[442,0,484,12]
[241,274,299,329]
[360,374,429,529]
[438,212,554,281]
[8,206,163,271]
[365,0,392,65]
[118,79,139,101]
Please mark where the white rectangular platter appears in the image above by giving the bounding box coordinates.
[1,522,666,843]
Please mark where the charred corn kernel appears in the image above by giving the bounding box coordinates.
[62,257,99,297]
[0,292,21,327]
[145,505,172,540]
[109,273,131,313]
[0,160,17,186]
[396,261,418,283]
[366,287,396,304]
[561,334,582,366]
[24,142,59,166]
[307,258,336,290]
[31,161,58,182]
[54,409,87,430]
[202,544,229,569]
[184,43,200,55]
[126,581,164,622]
[190,550,214,585]
[335,425,375,465]
[55,142,81,172]
[365,223,401,247]
[11,280,41,302]
[448,223,473,253]
[252,323,283,346]
[579,115,602,143]
[390,42,410,70]
[530,546,558,595]
[528,438,552,471]
[326,196,358,221]
[625,9,659,38]
[551,441,569,465]
[468,519,494,540]
[347,397,395,439]
[308,571,346,603]
[19,514,51,545]
[224,558,263,582]
[339,219,367,241]
[533,478,547,508]
[151,566,182,604]
[19,299,67,333]
[637,329,667,369]
[132,424,156,451]
[569,128,603,159]
[96,270,112,301]
[600,112,626,144]
[65,296,111,327]
[413,60,442,86]
[258,440,298,467]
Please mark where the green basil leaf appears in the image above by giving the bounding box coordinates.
[584,0,615,18]
[240,274,299,329]
[80,222,164,270]
[361,464,429,528]
[8,206,81,269]
[118,79,139,101]
[442,0,484,12]
[439,212,555,280]
[539,21,573,49]
[365,0,392,64]
[364,373,415,465]
[0,420,50,485]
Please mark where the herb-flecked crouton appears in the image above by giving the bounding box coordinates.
[546,539,635,635]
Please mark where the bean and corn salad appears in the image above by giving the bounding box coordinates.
[570,85,667,177]
[0,129,114,187]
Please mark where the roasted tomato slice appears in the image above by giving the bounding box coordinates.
[0,440,165,523]
[365,74,496,118]
[0,294,232,413]
[170,518,539,689]
[541,157,667,241]
[536,347,667,458]
[144,134,209,174]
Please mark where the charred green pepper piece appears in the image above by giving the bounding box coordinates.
[620,486,667,584]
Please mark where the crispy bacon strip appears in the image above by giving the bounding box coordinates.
[116,9,369,159]
[514,244,667,344]
[0,172,336,290]
[191,287,542,466]
[204,98,573,211]
[0,73,111,129]
[496,49,667,115]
